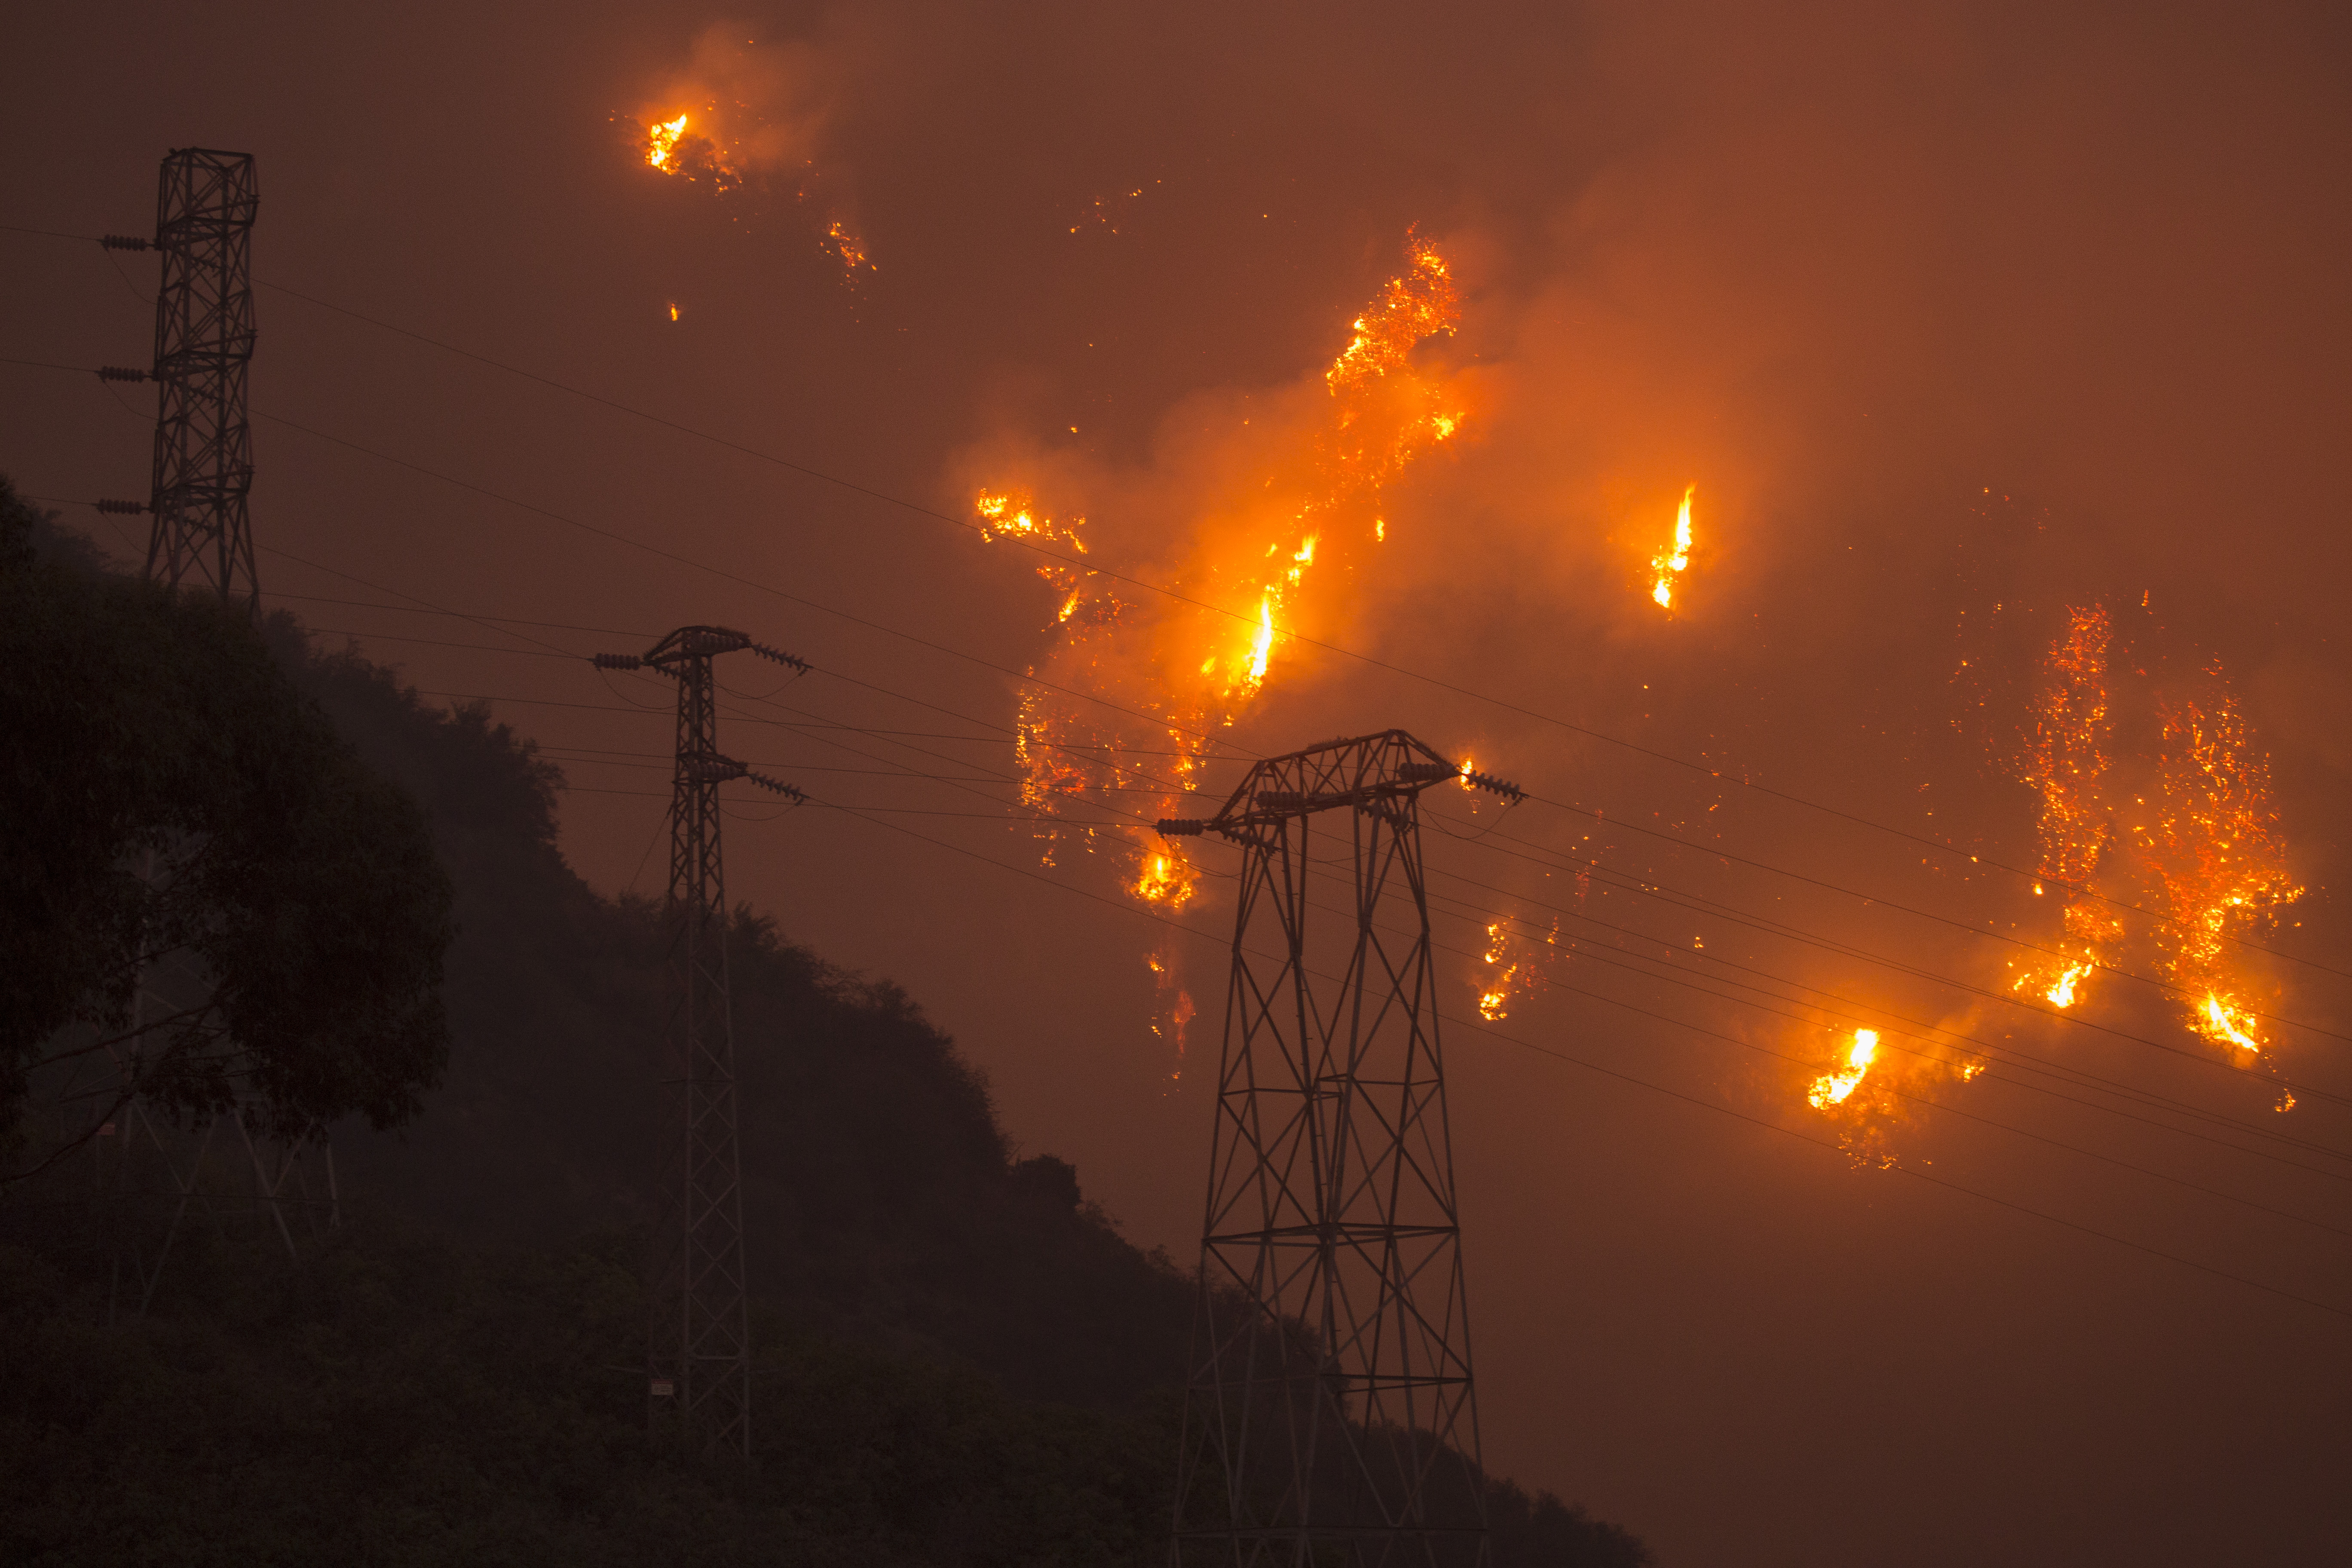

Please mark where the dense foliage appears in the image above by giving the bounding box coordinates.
[0,480,452,1166]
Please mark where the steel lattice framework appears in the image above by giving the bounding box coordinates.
[141,148,260,609]
[67,150,313,1317]
[1159,730,1521,1568]
[594,627,805,1460]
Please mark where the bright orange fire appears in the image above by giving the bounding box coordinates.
[1650,485,1694,609]
[2012,605,2119,1008]
[1132,850,1199,909]
[646,112,690,170]
[2141,663,2300,1055]
[1476,916,1560,1021]
[975,228,1466,906]
[1807,1028,1881,1109]
[629,100,867,278]
[638,109,746,190]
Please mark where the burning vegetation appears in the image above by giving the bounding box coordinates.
[1477,916,1562,1022]
[1823,599,2304,1139]
[1649,485,1695,609]
[2141,665,2302,1055]
[2012,604,2119,1010]
[974,229,1467,905]
[623,30,873,282]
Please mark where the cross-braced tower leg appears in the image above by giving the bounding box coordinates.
[1170,732,1512,1567]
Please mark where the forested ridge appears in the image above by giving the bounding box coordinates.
[0,486,1648,1566]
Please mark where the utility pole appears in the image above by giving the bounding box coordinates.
[78,150,322,1317]
[1158,730,1519,1567]
[98,147,260,610]
[594,626,806,1461]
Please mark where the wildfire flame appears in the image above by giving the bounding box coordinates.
[1132,851,1198,909]
[1807,1028,1881,1110]
[2012,605,2119,1008]
[1650,485,1694,609]
[646,112,690,170]
[1476,916,1561,1022]
[2143,664,2300,1055]
[627,83,868,278]
[976,229,1465,896]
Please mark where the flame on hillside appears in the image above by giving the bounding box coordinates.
[2011,605,2120,1008]
[2141,664,2301,1055]
[1650,485,1694,609]
[1476,916,1562,1021]
[1807,1028,1880,1109]
[622,29,873,280]
[971,230,1464,1038]
[974,228,1465,899]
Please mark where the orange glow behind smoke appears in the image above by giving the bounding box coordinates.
[2143,666,2301,1055]
[976,229,1466,911]
[1650,485,1694,609]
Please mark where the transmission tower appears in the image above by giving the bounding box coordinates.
[67,150,313,1317]
[593,626,807,1461]
[1158,730,1521,1567]
[96,148,260,610]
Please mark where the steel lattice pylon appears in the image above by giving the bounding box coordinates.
[141,148,260,610]
[1160,730,1522,1567]
[593,627,805,1460]
[64,150,316,1316]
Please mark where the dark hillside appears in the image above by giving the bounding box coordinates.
[273,629,1197,1409]
[2,494,1648,1565]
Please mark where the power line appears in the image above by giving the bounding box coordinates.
[42,447,2346,1126]
[797,790,2352,1323]
[6,223,2337,983]
[1415,800,2351,1107]
[251,506,2352,1129]
[24,342,2334,1048]
[23,306,2352,1279]
[1409,861,2352,1172]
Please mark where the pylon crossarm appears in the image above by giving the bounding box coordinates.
[748,640,808,674]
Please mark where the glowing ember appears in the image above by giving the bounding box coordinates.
[976,229,1467,890]
[1650,485,1694,609]
[826,219,873,272]
[1476,916,1559,1021]
[1148,943,1198,1086]
[1807,1028,1880,1110]
[2141,662,2300,1057]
